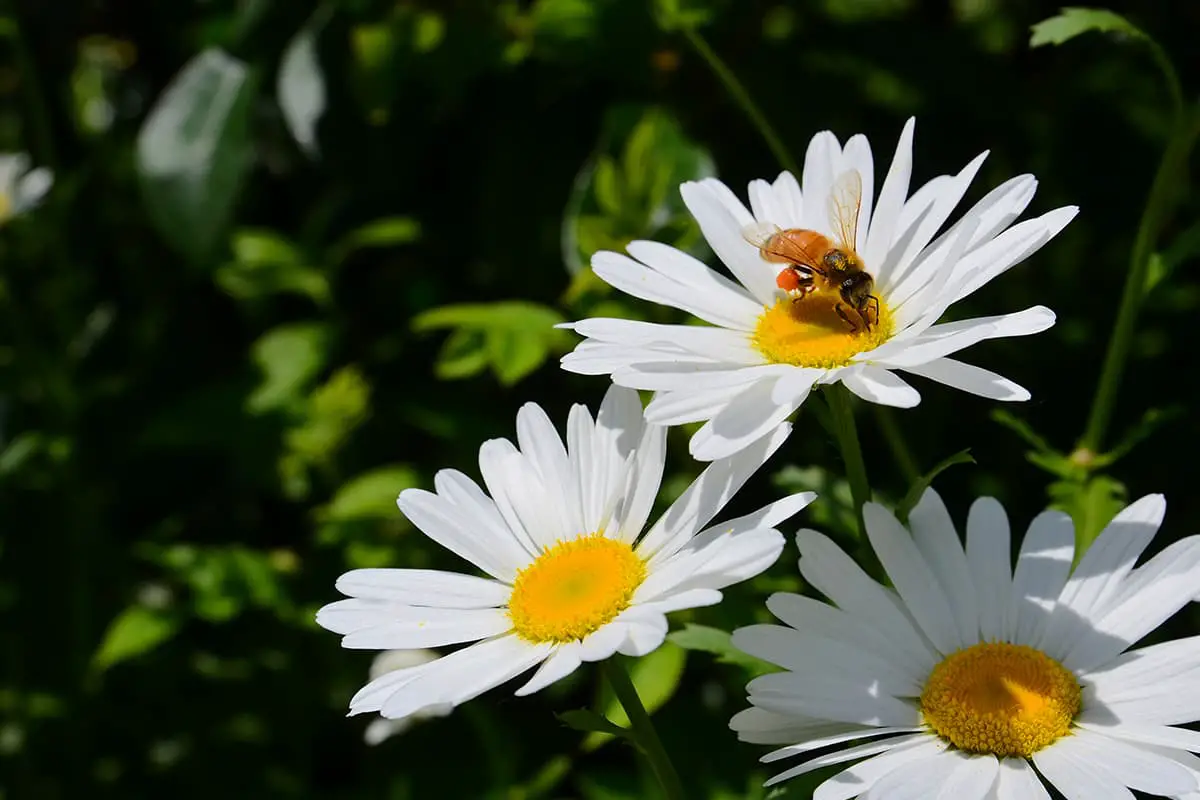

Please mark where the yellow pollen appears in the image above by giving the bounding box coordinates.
[507,534,646,644]
[921,642,1081,758]
[753,295,893,369]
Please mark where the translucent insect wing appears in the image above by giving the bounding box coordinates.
[827,169,863,252]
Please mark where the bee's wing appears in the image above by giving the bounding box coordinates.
[827,169,863,252]
[741,221,781,249]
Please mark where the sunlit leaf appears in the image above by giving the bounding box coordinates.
[413,302,568,386]
[246,323,332,413]
[216,229,329,303]
[136,48,257,265]
[667,624,777,676]
[331,216,421,263]
[92,606,180,672]
[584,646,686,751]
[278,13,327,157]
[321,466,419,522]
[1029,7,1146,48]
[1049,475,1127,557]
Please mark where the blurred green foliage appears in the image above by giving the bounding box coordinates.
[1,0,1198,798]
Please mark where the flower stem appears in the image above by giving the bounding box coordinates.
[826,385,870,536]
[603,659,684,800]
[874,406,920,485]
[680,26,799,176]
[1079,102,1200,454]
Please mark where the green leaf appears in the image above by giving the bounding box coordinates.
[667,624,778,676]
[652,0,713,31]
[246,323,332,413]
[1029,7,1146,48]
[216,228,330,304]
[320,466,419,522]
[772,465,857,541]
[331,216,422,263]
[895,449,975,521]
[991,409,1056,454]
[584,646,686,751]
[1049,475,1127,557]
[136,48,257,265]
[1093,406,1180,469]
[92,606,180,672]
[558,709,632,740]
[412,302,566,386]
[278,14,327,157]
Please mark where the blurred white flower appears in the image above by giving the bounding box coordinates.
[0,153,53,224]
[362,650,450,745]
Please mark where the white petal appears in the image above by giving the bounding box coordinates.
[633,587,723,615]
[801,131,842,238]
[689,370,817,461]
[577,621,626,662]
[865,306,1056,369]
[397,487,529,581]
[749,177,787,226]
[581,384,645,535]
[609,424,667,543]
[569,318,760,363]
[937,753,1000,800]
[966,497,1012,644]
[379,635,551,718]
[864,118,915,272]
[901,357,1031,401]
[765,591,930,688]
[613,608,669,656]
[13,166,52,212]
[731,707,858,745]
[1051,729,1198,795]
[839,134,875,254]
[864,749,976,799]
[841,366,921,408]
[1076,719,1200,753]
[514,642,582,696]
[694,491,816,540]
[680,179,778,303]
[769,733,932,789]
[642,383,748,426]
[1037,494,1165,659]
[762,727,922,763]
[474,441,563,554]
[638,527,784,600]
[1032,738,1135,800]
[637,421,790,560]
[1008,510,1074,644]
[772,170,804,226]
[811,735,944,799]
[516,401,581,538]
[908,488,979,648]
[796,529,938,674]
[994,757,1050,800]
[332,568,510,606]
[948,206,1080,305]
[863,502,960,654]
[748,671,920,728]
[592,247,761,330]
[337,606,511,649]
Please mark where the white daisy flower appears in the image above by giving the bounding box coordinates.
[560,119,1078,461]
[731,489,1200,799]
[361,650,451,745]
[0,153,52,224]
[316,386,813,719]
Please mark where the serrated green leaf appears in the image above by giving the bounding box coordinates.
[667,624,778,676]
[321,466,418,522]
[584,646,686,751]
[413,302,566,386]
[136,48,257,265]
[896,449,975,521]
[92,606,180,672]
[1029,7,1146,48]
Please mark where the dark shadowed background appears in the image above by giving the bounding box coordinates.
[1,0,1198,797]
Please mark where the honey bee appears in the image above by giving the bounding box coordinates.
[744,169,880,332]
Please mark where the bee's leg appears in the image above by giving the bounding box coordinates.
[790,280,816,305]
[834,303,859,333]
[861,296,880,332]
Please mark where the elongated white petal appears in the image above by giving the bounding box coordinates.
[966,497,1012,645]
[332,568,510,606]
[769,733,934,789]
[680,179,778,303]
[908,488,979,648]
[865,306,1056,368]
[688,370,817,461]
[397,487,529,581]
[1008,509,1074,644]
[994,757,1051,800]
[802,131,842,238]
[864,118,915,272]
[901,357,1031,401]
[339,607,511,650]
[842,366,921,408]
[514,642,580,696]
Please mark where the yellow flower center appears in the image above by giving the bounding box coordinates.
[507,534,646,644]
[753,294,893,369]
[921,642,1081,758]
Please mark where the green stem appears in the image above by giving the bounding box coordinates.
[826,385,870,536]
[603,659,684,800]
[1079,102,1200,454]
[3,4,58,170]
[874,406,920,485]
[680,26,799,176]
